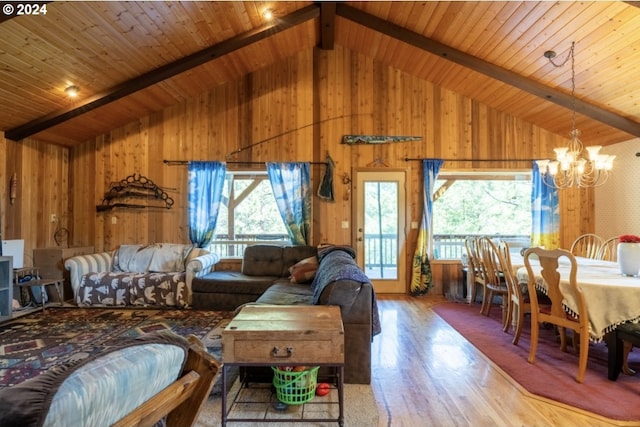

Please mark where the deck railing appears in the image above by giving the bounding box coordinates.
[208,233,530,262]
[208,234,290,258]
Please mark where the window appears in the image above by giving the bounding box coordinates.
[432,170,532,260]
[209,171,289,258]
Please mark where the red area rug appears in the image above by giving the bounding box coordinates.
[433,301,640,421]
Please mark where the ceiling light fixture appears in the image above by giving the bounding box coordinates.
[262,8,273,20]
[536,42,614,189]
[65,85,80,97]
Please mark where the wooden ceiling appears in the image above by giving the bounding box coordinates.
[2,1,640,147]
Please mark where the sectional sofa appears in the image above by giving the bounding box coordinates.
[192,244,380,384]
[64,242,379,384]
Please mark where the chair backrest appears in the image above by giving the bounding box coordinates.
[478,237,502,289]
[496,241,519,299]
[524,247,588,323]
[597,236,620,261]
[465,237,484,283]
[570,234,604,259]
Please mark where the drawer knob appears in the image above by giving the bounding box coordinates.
[271,346,293,358]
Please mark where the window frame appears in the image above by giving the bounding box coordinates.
[207,169,290,258]
[432,168,532,260]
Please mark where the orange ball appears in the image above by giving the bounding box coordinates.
[316,383,330,396]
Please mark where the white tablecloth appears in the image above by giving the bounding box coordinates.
[516,256,640,341]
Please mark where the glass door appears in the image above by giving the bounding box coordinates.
[354,170,407,294]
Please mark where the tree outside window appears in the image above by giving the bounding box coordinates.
[432,171,532,259]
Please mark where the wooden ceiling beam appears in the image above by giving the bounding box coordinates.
[5,4,321,142]
[336,3,640,138]
[319,2,336,50]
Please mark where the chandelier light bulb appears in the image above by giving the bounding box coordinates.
[585,145,602,159]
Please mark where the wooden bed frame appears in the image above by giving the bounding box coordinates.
[113,335,221,427]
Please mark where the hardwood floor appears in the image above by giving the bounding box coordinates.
[371,295,625,427]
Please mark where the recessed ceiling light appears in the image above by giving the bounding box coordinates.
[65,85,80,97]
[263,8,273,20]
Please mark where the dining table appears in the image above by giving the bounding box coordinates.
[514,254,640,343]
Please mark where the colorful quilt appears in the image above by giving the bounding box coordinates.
[0,308,233,389]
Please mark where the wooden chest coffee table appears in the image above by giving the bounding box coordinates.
[221,304,345,426]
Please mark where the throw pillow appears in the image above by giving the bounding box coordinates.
[289,256,319,283]
[114,244,144,272]
[126,244,157,273]
[148,243,193,272]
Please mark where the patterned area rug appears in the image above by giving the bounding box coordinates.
[0,308,235,389]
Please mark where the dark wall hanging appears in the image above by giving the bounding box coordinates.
[96,173,174,212]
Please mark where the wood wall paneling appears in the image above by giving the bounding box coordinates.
[2,45,595,292]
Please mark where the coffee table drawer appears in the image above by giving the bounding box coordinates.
[228,338,343,363]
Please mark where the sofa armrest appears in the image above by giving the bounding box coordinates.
[187,252,220,277]
[64,252,113,298]
[185,252,220,303]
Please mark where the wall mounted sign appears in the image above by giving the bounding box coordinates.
[341,135,422,145]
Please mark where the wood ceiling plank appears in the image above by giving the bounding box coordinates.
[464,2,530,58]
[522,2,630,83]
[431,2,474,42]
[446,2,499,51]
[5,4,321,141]
[403,2,440,35]
[335,3,640,139]
[486,2,561,68]
[0,23,96,104]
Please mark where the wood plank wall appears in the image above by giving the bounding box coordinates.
[1,138,69,266]
[1,45,594,293]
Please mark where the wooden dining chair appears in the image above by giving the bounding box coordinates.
[478,237,508,323]
[524,247,590,383]
[597,236,620,261]
[497,241,530,345]
[464,236,487,309]
[570,233,604,259]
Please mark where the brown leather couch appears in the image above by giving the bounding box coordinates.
[191,244,378,384]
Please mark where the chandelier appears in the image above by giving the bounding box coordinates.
[536,42,615,189]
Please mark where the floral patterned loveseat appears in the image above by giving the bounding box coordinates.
[64,243,219,308]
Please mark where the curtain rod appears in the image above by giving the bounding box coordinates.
[164,160,328,166]
[403,157,537,162]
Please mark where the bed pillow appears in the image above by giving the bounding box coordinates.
[288,256,319,284]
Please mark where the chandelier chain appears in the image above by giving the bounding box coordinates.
[537,41,614,189]
[570,42,576,135]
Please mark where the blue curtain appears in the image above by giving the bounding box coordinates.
[531,162,560,249]
[411,159,445,296]
[266,162,311,245]
[187,161,227,248]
